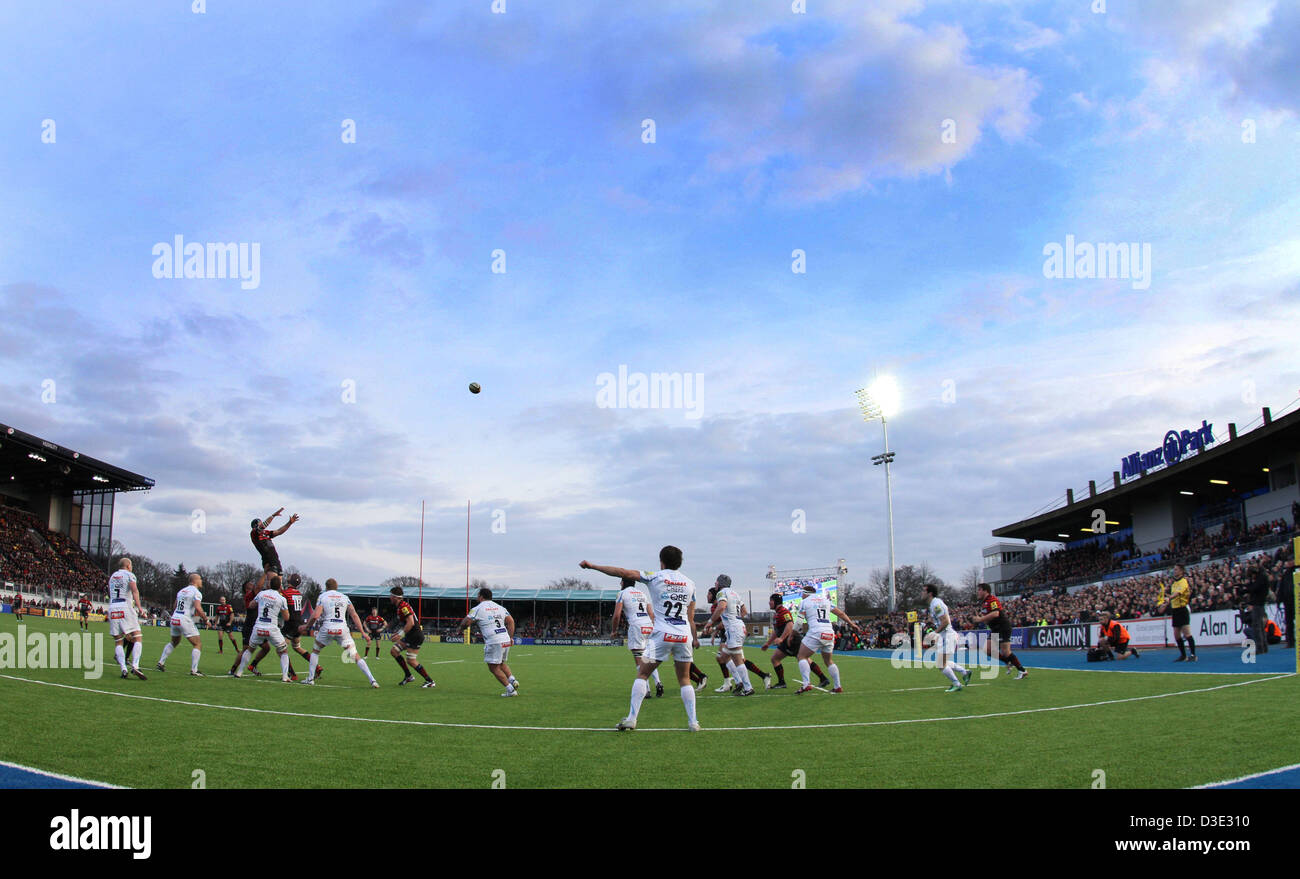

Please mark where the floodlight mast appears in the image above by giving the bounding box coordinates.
[855,381,899,614]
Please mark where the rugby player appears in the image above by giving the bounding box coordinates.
[304,579,378,688]
[702,576,767,695]
[457,587,521,697]
[363,607,386,657]
[213,595,237,654]
[250,507,298,575]
[280,573,315,676]
[760,593,830,689]
[387,587,435,688]
[230,578,263,676]
[794,584,862,694]
[973,583,1027,679]
[1157,564,1196,662]
[1096,610,1140,660]
[924,584,970,693]
[581,546,702,732]
[157,573,210,676]
[12,592,23,622]
[106,558,147,680]
[611,577,663,697]
[233,581,293,681]
[77,594,93,631]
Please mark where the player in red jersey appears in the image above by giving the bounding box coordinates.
[77,594,93,631]
[213,595,238,654]
[973,583,1027,679]
[761,593,830,689]
[363,608,387,657]
[388,587,435,688]
[12,592,23,622]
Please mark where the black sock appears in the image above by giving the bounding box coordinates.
[1186,637,1195,656]
[413,664,432,682]
[1007,652,1024,671]
[745,659,768,678]
[810,661,826,680]
[688,664,703,683]
[774,664,786,684]
[394,655,410,674]
[1175,637,1186,657]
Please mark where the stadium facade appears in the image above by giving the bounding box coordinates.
[984,405,1299,595]
[0,422,153,571]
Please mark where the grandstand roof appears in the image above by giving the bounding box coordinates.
[337,584,620,602]
[994,406,1300,543]
[0,423,154,494]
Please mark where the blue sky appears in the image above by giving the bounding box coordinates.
[2,0,1298,594]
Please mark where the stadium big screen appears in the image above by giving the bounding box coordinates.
[774,575,839,620]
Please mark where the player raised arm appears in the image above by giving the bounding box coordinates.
[270,513,300,537]
[580,560,643,582]
[261,507,284,527]
[830,606,862,633]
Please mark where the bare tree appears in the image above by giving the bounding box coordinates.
[546,576,595,591]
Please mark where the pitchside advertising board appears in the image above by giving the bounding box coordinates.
[774,575,839,621]
[1006,605,1285,648]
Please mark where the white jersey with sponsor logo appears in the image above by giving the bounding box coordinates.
[618,585,653,631]
[317,590,353,632]
[253,589,287,629]
[107,570,136,605]
[639,570,697,636]
[716,587,744,624]
[799,592,837,638]
[468,600,511,645]
[172,585,202,621]
[928,597,951,630]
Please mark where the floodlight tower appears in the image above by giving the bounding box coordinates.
[855,377,900,613]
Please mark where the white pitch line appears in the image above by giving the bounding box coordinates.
[1,672,1289,733]
[0,758,124,789]
[1191,762,1300,789]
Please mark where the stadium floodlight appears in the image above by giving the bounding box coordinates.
[855,378,901,614]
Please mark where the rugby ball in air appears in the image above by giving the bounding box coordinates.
[469,382,481,394]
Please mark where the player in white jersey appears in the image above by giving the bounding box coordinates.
[924,583,971,693]
[702,576,757,696]
[456,587,520,696]
[157,573,210,675]
[233,585,293,681]
[794,584,863,694]
[612,577,664,697]
[303,578,378,688]
[106,558,148,680]
[582,545,702,731]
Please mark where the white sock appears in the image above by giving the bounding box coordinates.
[279,652,290,677]
[508,675,518,686]
[357,658,375,684]
[951,663,966,675]
[190,648,201,673]
[651,668,661,685]
[828,664,841,689]
[942,665,960,685]
[736,661,752,688]
[130,641,142,668]
[798,659,811,686]
[114,645,126,673]
[159,642,175,665]
[308,653,320,680]
[680,685,698,725]
[628,677,648,721]
[237,650,251,674]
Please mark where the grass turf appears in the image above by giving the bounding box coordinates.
[0,613,1295,789]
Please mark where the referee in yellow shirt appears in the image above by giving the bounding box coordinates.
[1157,564,1197,662]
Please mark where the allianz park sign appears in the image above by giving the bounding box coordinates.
[1120,421,1214,480]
